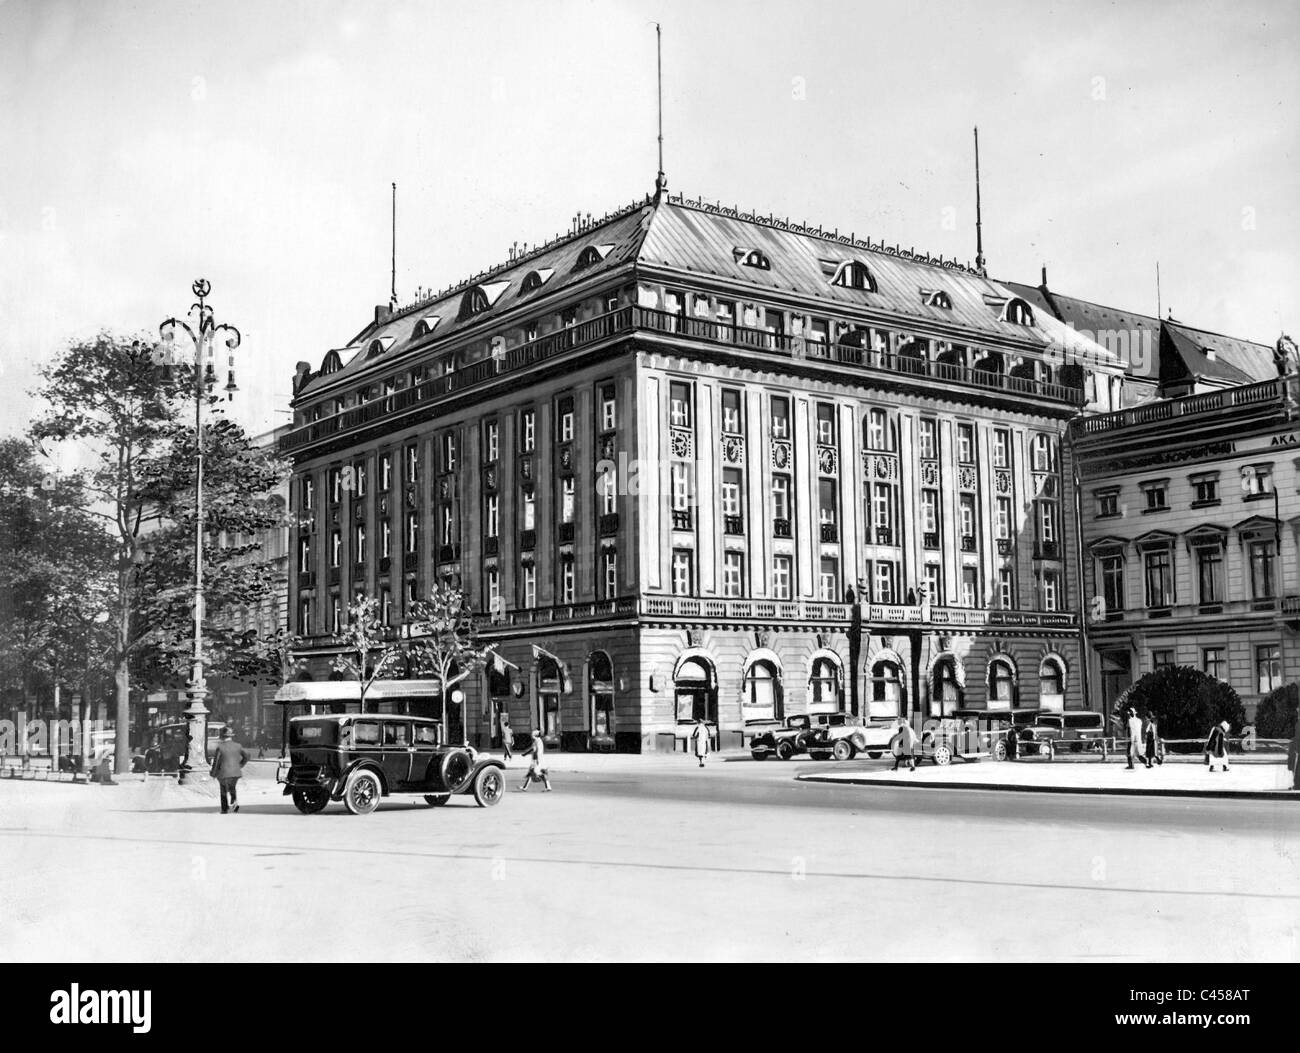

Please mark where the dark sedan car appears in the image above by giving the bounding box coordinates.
[281,713,506,815]
[749,713,838,760]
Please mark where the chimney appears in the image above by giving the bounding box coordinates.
[375,304,392,326]
[1040,265,1048,290]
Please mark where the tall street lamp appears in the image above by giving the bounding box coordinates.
[159,279,241,784]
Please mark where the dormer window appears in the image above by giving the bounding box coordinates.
[457,281,510,321]
[412,316,441,339]
[575,244,613,270]
[830,260,877,292]
[319,350,343,375]
[1004,298,1035,326]
[734,248,771,270]
[366,336,396,359]
[520,269,555,294]
[922,290,953,309]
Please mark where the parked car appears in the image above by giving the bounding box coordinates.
[750,713,837,760]
[1019,712,1108,757]
[919,718,1009,765]
[806,714,897,761]
[280,713,506,815]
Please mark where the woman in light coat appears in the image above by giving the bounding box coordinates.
[891,718,917,771]
[692,719,711,767]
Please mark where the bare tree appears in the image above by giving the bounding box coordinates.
[407,583,491,745]
[330,597,406,713]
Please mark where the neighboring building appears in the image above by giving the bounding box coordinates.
[1004,271,1275,406]
[280,189,1123,752]
[1071,373,1299,720]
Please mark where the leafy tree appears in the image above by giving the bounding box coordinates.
[30,332,287,772]
[330,597,408,712]
[408,582,491,744]
[1113,666,1246,742]
[1254,683,1298,739]
[0,439,116,729]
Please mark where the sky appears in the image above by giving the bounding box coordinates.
[1,0,1297,438]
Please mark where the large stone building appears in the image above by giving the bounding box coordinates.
[280,189,1124,751]
[1071,372,1299,720]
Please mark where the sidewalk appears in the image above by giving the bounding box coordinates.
[796,755,1299,798]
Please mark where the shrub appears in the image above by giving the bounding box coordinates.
[1112,666,1246,742]
[1254,683,1298,739]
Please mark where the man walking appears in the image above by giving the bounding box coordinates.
[210,726,250,814]
[1125,707,1144,770]
[518,730,552,792]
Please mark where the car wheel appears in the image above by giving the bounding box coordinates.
[439,748,475,794]
[831,740,854,761]
[292,787,330,814]
[867,751,882,760]
[424,794,450,807]
[776,740,795,761]
[472,766,505,807]
[933,744,953,766]
[750,750,767,761]
[342,770,381,815]
[993,740,1008,762]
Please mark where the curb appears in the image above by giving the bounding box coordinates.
[794,774,1299,800]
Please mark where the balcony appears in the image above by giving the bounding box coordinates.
[520,529,536,551]
[281,305,1085,457]
[820,522,839,543]
[997,538,1012,556]
[379,556,392,573]
[1035,540,1060,560]
[598,513,620,536]
[724,514,745,536]
[352,562,366,580]
[328,567,341,586]
[558,521,576,543]
[875,527,893,546]
[299,571,316,589]
[960,535,977,553]
[773,518,792,539]
[403,552,419,571]
[437,544,460,564]
[922,532,939,550]
[1073,378,1285,439]
[484,536,499,556]
[671,509,693,531]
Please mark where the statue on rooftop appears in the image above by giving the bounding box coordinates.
[1273,332,1299,376]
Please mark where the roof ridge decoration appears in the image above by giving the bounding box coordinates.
[384,193,656,325]
[665,192,982,276]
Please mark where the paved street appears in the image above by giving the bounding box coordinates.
[1,756,1296,962]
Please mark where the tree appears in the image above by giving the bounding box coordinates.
[1113,667,1246,742]
[1255,683,1298,739]
[0,438,117,732]
[30,333,287,772]
[330,597,408,712]
[408,582,491,744]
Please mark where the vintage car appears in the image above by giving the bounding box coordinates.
[749,713,838,760]
[1019,711,1108,757]
[281,713,506,815]
[805,714,898,761]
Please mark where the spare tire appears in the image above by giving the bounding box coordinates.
[439,748,475,794]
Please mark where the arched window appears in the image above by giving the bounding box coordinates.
[1004,298,1034,326]
[366,336,395,360]
[740,249,770,270]
[674,656,717,723]
[520,269,554,294]
[459,287,490,319]
[923,290,953,309]
[831,260,877,292]
[589,651,615,739]
[808,656,842,713]
[576,245,611,270]
[742,659,782,722]
[1039,657,1066,709]
[988,658,1017,707]
[932,656,964,713]
[869,659,903,719]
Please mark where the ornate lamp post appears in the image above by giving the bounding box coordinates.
[159,279,240,783]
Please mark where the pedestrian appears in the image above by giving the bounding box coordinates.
[1287,725,1300,790]
[1204,719,1231,773]
[209,726,249,814]
[890,718,917,771]
[499,712,513,762]
[692,718,711,768]
[1004,719,1019,761]
[1143,715,1163,768]
[1125,707,1144,770]
[518,730,551,791]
